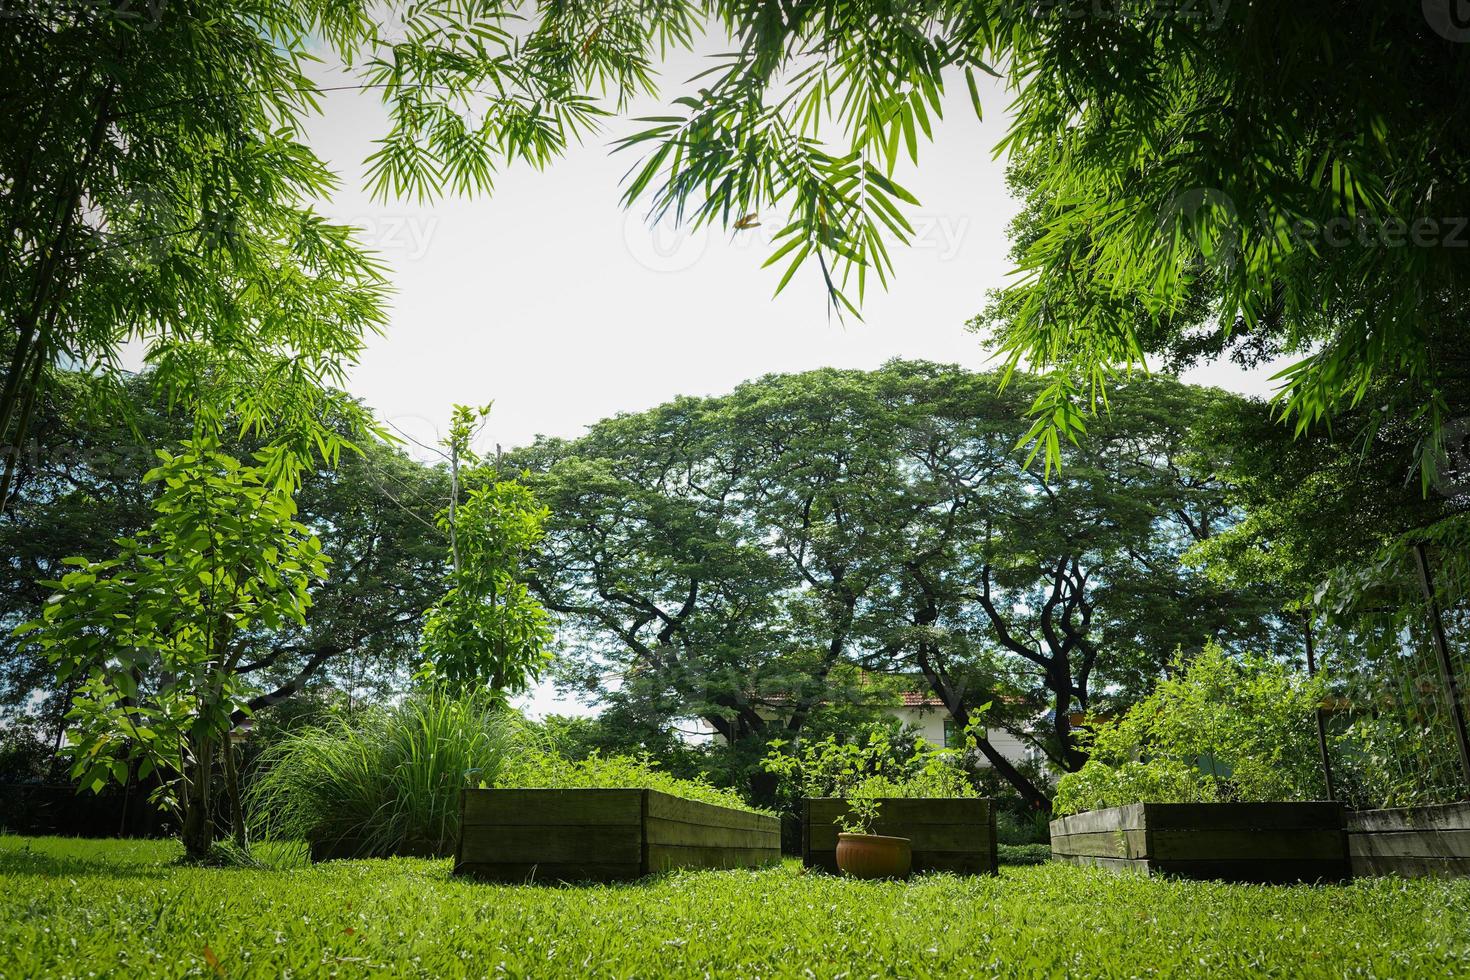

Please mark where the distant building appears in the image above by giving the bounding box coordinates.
[888,691,1036,767]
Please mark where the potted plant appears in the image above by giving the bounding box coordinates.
[833,787,912,880]
[765,725,994,878]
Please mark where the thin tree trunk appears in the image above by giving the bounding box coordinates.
[222,735,246,849]
[180,734,215,859]
[0,79,115,492]
[0,340,46,512]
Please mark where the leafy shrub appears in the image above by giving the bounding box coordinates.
[246,688,518,858]
[1053,645,1329,816]
[497,748,764,813]
[763,726,976,833]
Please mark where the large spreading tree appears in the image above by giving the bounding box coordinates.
[520,362,1286,806]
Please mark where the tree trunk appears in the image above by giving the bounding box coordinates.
[222,735,246,849]
[0,80,115,497]
[180,735,215,859]
[1048,662,1087,772]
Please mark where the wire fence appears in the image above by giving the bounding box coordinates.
[1315,541,1470,810]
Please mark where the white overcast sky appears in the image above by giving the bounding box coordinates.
[298,38,1287,716]
[303,43,1284,459]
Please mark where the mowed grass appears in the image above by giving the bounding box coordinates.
[2,836,1468,978]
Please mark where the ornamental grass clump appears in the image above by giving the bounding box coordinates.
[246,689,519,858]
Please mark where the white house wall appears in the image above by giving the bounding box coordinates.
[896,706,1034,767]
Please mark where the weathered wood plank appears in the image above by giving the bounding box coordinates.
[1049,803,1351,883]
[1051,853,1150,874]
[1052,800,1349,836]
[644,817,779,849]
[1349,830,1470,859]
[461,788,643,827]
[1350,854,1470,879]
[457,825,643,866]
[1346,803,1470,833]
[1140,802,1342,831]
[1049,804,1145,838]
[1050,830,1149,860]
[644,791,776,833]
[1148,829,1346,862]
[645,843,780,873]
[454,861,642,883]
[1345,804,1470,879]
[456,788,780,883]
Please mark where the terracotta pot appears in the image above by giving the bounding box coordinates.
[835,832,912,880]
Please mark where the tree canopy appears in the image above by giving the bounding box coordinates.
[1,0,679,500]
[0,370,448,757]
[518,362,1286,806]
[14,2,1458,493]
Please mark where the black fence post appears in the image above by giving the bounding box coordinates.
[1411,542,1470,795]
[1303,615,1337,802]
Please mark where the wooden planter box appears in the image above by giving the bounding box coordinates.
[1050,802,1350,883]
[1347,803,1470,879]
[803,798,997,875]
[454,788,781,883]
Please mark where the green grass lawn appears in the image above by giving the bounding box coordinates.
[2,836,1468,978]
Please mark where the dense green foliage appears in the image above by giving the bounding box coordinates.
[419,478,553,694]
[763,726,974,832]
[974,5,1470,480]
[247,692,762,858]
[498,747,760,815]
[0,370,448,764]
[1053,646,1329,817]
[996,843,1052,866]
[1313,524,1470,811]
[19,439,328,854]
[1182,374,1470,811]
[246,690,519,859]
[12,0,1463,510]
[2,0,678,497]
[4,837,1470,978]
